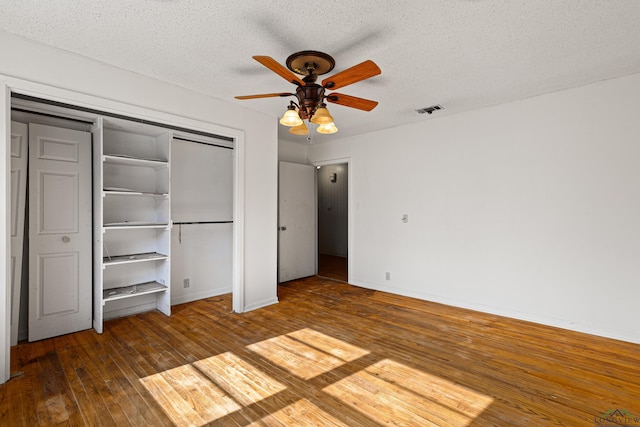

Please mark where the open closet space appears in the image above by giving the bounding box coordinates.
[170,137,233,305]
[9,95,235,343]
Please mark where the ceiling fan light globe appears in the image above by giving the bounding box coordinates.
[280,108,303,127]
[310,107,334,125]
[316,122,338,134]
[289,122,309,135]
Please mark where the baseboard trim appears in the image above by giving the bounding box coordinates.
[350,279,640,345]
[243,297,279,313]
[171,288,231,306]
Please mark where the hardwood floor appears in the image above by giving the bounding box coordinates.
[2,276,639,426]
[317,254,347,282]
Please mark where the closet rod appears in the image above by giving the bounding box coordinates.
[173,136,234,150]
[173,221,233,225]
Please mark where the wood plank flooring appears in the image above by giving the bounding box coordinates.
[2,276,640,426]
[317,254,348,282]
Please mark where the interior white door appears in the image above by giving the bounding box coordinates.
[28,123,92,341]
[278,161,316,283]
[10,122,28,345]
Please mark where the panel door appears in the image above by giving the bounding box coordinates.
[10,122,28,345]
[28,123,92,341]
[278,161,316,283]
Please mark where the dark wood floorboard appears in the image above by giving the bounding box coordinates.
[2,276,639,426]
[318,254,347,282]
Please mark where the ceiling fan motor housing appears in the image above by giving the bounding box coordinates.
[296,84,325,120]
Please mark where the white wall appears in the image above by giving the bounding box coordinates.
[278,140,308,164]
[0,32,279,380]
[171,223,233,303]
[309,72,640,344]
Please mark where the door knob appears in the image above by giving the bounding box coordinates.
[280,226,287,231]
[62,236,71,242]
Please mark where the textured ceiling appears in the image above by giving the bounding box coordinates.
[2,0,640,143]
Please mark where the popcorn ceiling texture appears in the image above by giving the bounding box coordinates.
[2,0,640,142]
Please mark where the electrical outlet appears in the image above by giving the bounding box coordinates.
[385,272,391,280]
[183,278,190,288]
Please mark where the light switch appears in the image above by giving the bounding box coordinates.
[402,214,408,223]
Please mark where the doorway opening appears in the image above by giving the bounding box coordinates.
[316,163,348,282]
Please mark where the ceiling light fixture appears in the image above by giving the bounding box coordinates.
[310,103,334,125]
[316,122,338,134]
[235,50,382,140]
[280,97,337,136]
[288,121,309,135]
[279,103,303,127]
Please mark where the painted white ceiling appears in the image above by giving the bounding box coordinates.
[2,1,640,143]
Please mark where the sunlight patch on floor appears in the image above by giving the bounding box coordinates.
[140,363,241,426]
[248,398,351,427]
[323,358,494,426]
[286,328,370,361]
[141,352,285,426]
[141,329,491,426]
[247,328,370,380]
[193,351,287,406]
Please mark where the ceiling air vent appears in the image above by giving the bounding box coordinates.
[415,104,443,115]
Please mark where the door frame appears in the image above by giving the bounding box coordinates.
[0,78,246,384]
[312,157,352,283]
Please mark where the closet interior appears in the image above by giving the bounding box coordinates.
[10,95,234,342]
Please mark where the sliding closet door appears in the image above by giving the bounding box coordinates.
[28,123,92,341]
[10,122,28,345]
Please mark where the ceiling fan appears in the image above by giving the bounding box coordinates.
[235,50,381,136]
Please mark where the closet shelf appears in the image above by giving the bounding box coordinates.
[94,120,172,333]
[103,252,168,266]
[103,222,170,230]
[103,189,169,198]
[103,154,168,169]
[103,281,167,303]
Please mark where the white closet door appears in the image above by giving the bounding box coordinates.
[10,122,28,345]
[28,123,92,341]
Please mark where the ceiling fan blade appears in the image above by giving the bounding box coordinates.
[326,93,378,111]
[322,60,381,90]
[253,56,305,86]
[235,93,294,100]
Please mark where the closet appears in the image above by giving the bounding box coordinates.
[93,117,173,333]
[10,96,235,341]
[171,137,234,305]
